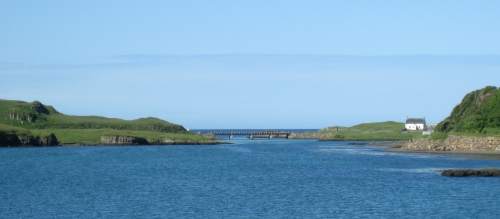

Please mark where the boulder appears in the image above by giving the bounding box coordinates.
[39,133,59,146]
[31,101,50,114]
[441,169,500,177]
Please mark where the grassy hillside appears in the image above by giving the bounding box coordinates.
[0,123,31,135]
[0,99,213,145]
[0,99,186,132]
[306,121,422,141]
[435,86,500,136]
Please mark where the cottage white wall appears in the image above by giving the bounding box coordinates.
[405,124,415,130]
[405,123,425,131]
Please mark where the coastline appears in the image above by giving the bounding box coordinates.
[296,134,500,159]
[387,145,500,160]
[388,147,500,156]
[315,138,500,159]
[0,141,228,148]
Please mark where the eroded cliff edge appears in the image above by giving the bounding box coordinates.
[0,132,59,147]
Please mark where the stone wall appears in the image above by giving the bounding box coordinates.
[403,135,500,152]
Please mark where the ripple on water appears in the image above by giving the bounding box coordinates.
[378,167,444,174]
[216,145,252,153]
[3,140,500,218]
[316,146,440,159]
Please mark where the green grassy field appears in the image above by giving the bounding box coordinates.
[0,123,31,135]
[312,121,422,141]
[0,99,214,145]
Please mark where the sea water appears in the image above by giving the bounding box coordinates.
[1,140,500,218]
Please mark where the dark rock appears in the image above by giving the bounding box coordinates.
[0,133,59,147]
[441,169,500,177]
[348,142,368,146]
[0,132,22,146]
[39,133,59,146]
[17,135,39,145]
[31,101,50,114]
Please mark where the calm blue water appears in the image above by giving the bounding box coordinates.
[1,140,500,218]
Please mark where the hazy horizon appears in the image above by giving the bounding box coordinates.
[2,54,499,129]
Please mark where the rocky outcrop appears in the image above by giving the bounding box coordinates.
[40,133,59,145]
[6,101,54,125]
[0,133,59,147]
[0,133,23,146]
[403,135,500,152]
[100,136,149,145]
[442,169,500,177]
[31,101,50,114]
[100,136,221,145]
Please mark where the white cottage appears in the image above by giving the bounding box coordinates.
[405,118,426,131]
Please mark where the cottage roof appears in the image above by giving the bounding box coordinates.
[406,118,426,124]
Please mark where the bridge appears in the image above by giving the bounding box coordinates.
[192,129,293,139]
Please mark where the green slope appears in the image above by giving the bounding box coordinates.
[435,86,500,136]
[315,121,421,141]
[0,99,212,145]
[0,99,186,132]
[0,123,31,135]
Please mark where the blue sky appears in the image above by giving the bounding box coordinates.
[1,1,500,128]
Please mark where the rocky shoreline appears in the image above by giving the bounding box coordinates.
[99,136,224,146]
[0,132,60,147]
[0,133,223,147]
[401,135,500,153]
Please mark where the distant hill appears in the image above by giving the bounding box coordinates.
[325,121,422,141]
[350,121,404,131]
[0,99,213,146]
[0,99,186,132]
[291,121,421,141]
[435,86,500,135]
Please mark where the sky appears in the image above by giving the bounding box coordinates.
[1,0,500,128]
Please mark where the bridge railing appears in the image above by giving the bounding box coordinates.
[194,129,292,139]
